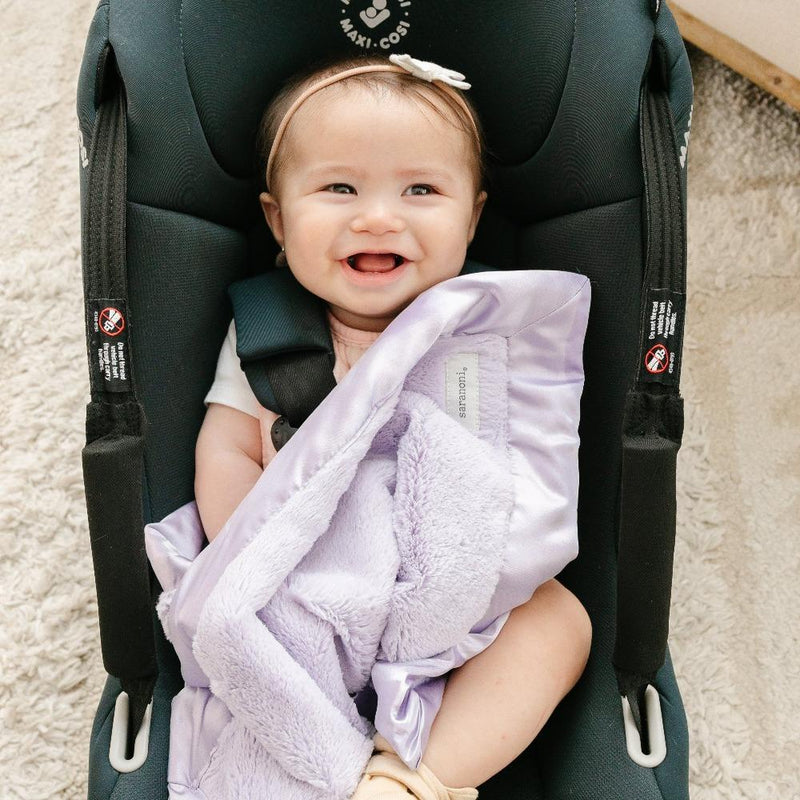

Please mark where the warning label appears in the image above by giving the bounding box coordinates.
[89,299,131,392]
[99,306,125,337]
[640,289,685,386]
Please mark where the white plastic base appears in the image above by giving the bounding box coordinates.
[621,684,667,768]
[108,691,153,773]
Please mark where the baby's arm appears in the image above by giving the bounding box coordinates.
[195,403,263,541]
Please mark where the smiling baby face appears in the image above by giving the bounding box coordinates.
[259,82,486,332]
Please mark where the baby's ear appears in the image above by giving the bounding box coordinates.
[259,192,284,247]
[468,191,488,243]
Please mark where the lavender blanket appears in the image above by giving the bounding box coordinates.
[145,270,591,800]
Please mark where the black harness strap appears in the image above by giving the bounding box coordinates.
[228,270,337,449]
[229,260,497,450]
[613,33,687,745]
[80,45,156,757]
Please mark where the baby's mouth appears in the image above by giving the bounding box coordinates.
[346,253,405,273]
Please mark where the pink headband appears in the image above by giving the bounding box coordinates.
[265,54,479,190]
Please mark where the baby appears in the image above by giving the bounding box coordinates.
[194,54,591,800]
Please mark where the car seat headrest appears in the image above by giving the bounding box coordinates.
[91,0,689,253]
[179,0,573,181]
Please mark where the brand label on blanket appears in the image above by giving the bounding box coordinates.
[89,299,131,392]
[639,289,685,387]
[445,353,480,431]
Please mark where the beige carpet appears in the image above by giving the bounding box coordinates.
[0,0,798,797]
[670,42,800,800]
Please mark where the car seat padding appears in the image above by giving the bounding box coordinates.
[77,1,694,798]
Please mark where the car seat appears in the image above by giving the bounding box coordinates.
[76,1,694,798]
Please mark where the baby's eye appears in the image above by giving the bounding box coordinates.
[325,183,356,194]
[404,184,436,196]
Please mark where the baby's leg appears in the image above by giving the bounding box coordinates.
[421,579,592,789]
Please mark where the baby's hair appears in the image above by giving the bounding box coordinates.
[255,54,487,196]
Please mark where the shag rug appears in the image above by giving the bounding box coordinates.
[0,1,798,797]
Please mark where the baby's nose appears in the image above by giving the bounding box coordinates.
[350,202,406,235]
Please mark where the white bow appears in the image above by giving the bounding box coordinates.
[389,53,471,90]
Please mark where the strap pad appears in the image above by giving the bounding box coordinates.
[228,269,336,419]
[228,260,499,419]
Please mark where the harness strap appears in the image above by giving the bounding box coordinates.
[230,260,496,448]
[80,44,156,757]
[228,269,337,441]
[613,35,687,743]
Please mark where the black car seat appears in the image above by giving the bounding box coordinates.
[77,1,693,798]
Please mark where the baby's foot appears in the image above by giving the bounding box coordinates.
[350,737,478,800]
[350,768,415,798]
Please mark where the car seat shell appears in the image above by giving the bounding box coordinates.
[77,2,693,798]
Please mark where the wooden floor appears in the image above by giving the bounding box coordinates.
[670,2,800,111]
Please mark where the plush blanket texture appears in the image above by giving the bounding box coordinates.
[152,390,514,799]
[145,267,588,798]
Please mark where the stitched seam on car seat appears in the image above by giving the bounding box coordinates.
[178,0,234,181]
[496,0,577,170]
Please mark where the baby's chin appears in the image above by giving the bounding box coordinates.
[328,300,411,332]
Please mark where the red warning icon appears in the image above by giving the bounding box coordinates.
[99,307,126,337]
[645,344,669,374]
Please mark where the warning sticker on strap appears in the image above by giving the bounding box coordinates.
[89,299,131,392]
[639,289,685,386]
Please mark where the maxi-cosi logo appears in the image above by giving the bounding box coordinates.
[339,0,412,51]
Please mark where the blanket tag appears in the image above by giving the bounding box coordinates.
[445,353,480,432]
